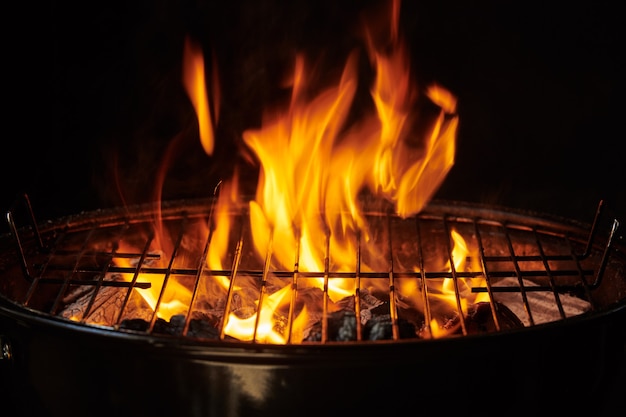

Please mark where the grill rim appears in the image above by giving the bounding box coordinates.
[3,196,612,235]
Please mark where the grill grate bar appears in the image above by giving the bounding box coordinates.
[442,216,468,335]
[150,217,188,333]
[473,218,502,331]
[285,232,301,344]
[23,266,598,280]
[415,218,434,337]
[354,230,364,341]
[49,227,98,315]
[183,197,223,338]
[533,227,567,320]
[218,212,247,341]
[80,224,132,321]
[254,229,275,343]
[386,213,401,340]
[589,218,620,288]
[321,227,331,343]
[115,231,155,325]
[564,235,595,308]
[505,222,544,325]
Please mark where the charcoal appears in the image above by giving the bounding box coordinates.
[304,310,357,341]
[153,314,186,335]
[364,314,393,340]
[419,301,524,337]
[304,308,418,341]
[268,314,290,340]
[465,301,524,333]
[397,319,418,338]
[418,312,461,339]
[369,301,390,316]
[60,274,156,324]
[188,318,220,339]
[363,314,417,340]
[120,318,150,331]
[360,289,385,311]
[336,311,357,341]
[334,294,355,311]
[361,301,416,340]
[121,311,222,338]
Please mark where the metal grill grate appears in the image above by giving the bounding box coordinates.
[2,194,621,344]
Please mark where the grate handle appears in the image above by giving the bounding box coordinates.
[5,193,44,282]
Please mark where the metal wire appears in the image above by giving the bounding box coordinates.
[3,194,621,343]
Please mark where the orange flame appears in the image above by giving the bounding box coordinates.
[115,242,192,321]
[211,0,459,341]
[182,35,219,156]
[427,228,488,337]
[106,0,481,344]
[223,284,295,343]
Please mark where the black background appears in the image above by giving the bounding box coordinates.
[2,0,624,230]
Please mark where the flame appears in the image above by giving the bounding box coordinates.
[108,242,192,321]
[223,283,294,343]
[207,178,239,272]
[102,0,494,343]
[182,35,219,156]
[216,0,459,341]
[197,0,458,341]
[427,228,488,337]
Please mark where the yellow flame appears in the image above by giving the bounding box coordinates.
[423,228,488,338]
[115,242,192,320]
[223,283,293,343]
[182,35,216,156]
[105,0,473,344]
[204,0,459,341]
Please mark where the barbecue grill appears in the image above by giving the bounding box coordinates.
[3,1,625,416]
[1,194,624,416]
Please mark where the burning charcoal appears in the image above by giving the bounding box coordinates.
[120,318,150,332]
[188,318,220,339]
[465,301,524,333]
[365,314,393,340]
[361,299,393,338]
[153,314,186,335]
[369,300,390,316]
[397,319,418,338]
[420,301,524,337]
[186,311,221,339]
[334,294,355,311]
[60,274,157,325]
[304,310,357,342]
[336,311,357,341]
[416,312,460,338]
[358,288,384,311]
[363,314,417,340]
[229,288,262,314]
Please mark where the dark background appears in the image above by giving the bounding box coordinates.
[2,0,624,231]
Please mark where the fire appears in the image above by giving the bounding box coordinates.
[103,0,489,343]
[114,242,192,320]
[427,228,488,337]
[216,0,457,341]
[182,35,220,156]
[223,284,293,344]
